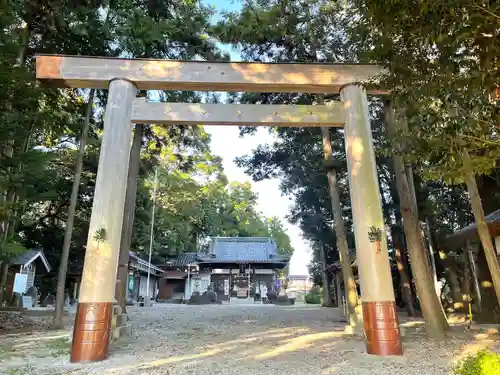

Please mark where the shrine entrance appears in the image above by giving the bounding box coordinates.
[36,55,401,362]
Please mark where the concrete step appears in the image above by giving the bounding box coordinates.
[111,313,128,329]
[111,324,132,341]
[229,297,253,305]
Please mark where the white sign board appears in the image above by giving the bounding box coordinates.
[212,269,230,274]
[224,279,229,295]
[254,269,274,274]
[22,296,33,309]
[13,273,28,294]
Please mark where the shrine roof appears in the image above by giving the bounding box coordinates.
[200,237,289,264]
[444,208,500,249]
[169,252,201,267]
[11,249,51,272]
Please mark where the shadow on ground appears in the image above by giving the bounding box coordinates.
[1,304,499,375]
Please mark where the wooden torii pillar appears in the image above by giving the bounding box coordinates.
[341,84,401,355]
[36,55,402,361]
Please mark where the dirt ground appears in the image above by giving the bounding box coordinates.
[1,304,498,375]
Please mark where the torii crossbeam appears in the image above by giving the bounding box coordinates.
[131,100,345,126]
[36,55,401,362]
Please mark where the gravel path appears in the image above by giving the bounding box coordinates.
[2,303,498,375]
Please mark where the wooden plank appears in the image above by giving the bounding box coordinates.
[131,100,345,127]
[36,55,387,94]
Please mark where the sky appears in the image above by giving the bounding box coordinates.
[203,1,312,275]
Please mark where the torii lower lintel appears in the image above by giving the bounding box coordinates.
[131,100,346,127]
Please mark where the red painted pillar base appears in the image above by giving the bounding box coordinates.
[70,302,113,362]
[362,301,403,356]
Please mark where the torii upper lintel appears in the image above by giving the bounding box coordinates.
[36,55,388,94]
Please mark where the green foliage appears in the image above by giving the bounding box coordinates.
[0,0,291,279]
[213,0,362,284]
[212,0,486,292]
[0,241,26,262]
[1,0,491,314]
[305,286,322,304]
[454,350,500,375]
[352,0,500,307]
[305,294,321,304]
[132,160,294,261]
[93,228,107,243]
[352,0,500,185]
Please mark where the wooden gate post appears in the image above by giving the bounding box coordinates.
[71,79,137,362]
[340,84,402,356]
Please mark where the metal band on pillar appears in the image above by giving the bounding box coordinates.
[71,78,137,362]
[340,83,402,356]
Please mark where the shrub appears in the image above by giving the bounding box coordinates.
[454,350,500,375]
[305,293,321,304]
[305,286,323,304]
[309,286,322,295]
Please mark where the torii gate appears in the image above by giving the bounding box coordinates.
[37,55,402,362]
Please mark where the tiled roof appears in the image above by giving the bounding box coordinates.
[129,251,163,273]
[204,237,288,263]
[170,252,200,267]
[164,270,187,279]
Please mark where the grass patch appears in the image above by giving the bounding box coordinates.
[5,364,33,375]
[5,366,66,375]
[45,338,71,357]
[5,365,69,375]
[0,343,14,360]
[454,350,500,375]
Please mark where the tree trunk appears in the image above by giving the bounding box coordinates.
[460,148,500,308]
[405,166,418,208]
[424,217,440,296]
[53,89,95,329]
[319,246,333,307]
[438,250,462,311]
[327,169,360,324]
[462,250,471,322]
[390,177,417,316]
[0,263,8,308]
[393,226,416,316]
[331,270,338,307]
[386,101,449,337]
[320,126,359,323]
[467,245,483,314]
[115,123,144,312]
[0,19,31,278]
[15,19,30,67]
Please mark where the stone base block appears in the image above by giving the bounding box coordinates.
[111,324,132,341]
[399,326,407,337]
[111,313,128,329]
[112,305,122,315]
[344,324,365,336]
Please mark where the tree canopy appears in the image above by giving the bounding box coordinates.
[0,0,499,324]
[0,0,293,282]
